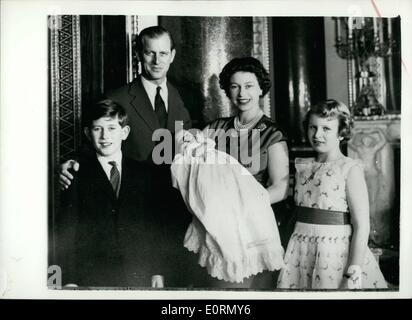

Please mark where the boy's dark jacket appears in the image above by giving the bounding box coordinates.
[55,153,190,288]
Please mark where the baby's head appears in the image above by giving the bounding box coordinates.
[84,99,130,157]
[303,99,353,142]
[175,129,215,157]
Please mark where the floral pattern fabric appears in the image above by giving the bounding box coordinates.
[277,157,388,289]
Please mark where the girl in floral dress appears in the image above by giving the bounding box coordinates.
[277,99,387,290]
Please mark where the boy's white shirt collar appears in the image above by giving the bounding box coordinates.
[97,150,123,183]
[140,76,169,112]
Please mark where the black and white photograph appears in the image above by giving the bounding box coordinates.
[1,0,411,300]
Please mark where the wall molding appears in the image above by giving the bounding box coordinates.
[253,17,271,117]
[50,15,82,167]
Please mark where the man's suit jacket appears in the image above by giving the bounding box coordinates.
[106,76,192,162]
[57,154,166,288]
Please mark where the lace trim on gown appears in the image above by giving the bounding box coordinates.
[184,218,285,283]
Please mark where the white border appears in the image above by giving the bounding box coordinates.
[1,0,411,299]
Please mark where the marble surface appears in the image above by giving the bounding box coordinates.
[348,119,400,248]
[161,16,254,128]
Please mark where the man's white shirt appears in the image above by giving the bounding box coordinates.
[141,76,169,112]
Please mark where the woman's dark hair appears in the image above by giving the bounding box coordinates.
[84,99,128,128]
[303,99,354,141]
[219,57,271,97]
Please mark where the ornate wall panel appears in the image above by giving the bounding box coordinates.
[50,15,82,167]
[253,17,271,117]
[49,15,82,261]
[126,15,139,83]
[348,119,400,248]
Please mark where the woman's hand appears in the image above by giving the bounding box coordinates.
[190,140,215,160]
[339,265,362,290]
[181,131,216,161]
[266,141,290,204]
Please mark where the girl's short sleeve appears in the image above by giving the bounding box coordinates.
[294,157,315,173]
[341,158,365,179]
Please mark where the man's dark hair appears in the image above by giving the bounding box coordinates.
[84,99,128,128]
[136,26,175,56]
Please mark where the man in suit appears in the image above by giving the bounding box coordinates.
[57,26,198,288]
[106,25,192,162]
[57,99,160,287]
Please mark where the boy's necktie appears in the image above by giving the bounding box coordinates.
[108,161,120,198]
[155,86,167,128]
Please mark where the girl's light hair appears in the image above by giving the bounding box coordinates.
[303,99,354,141]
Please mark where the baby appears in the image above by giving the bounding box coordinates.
[175,129,216,160]
[171,130,284,283]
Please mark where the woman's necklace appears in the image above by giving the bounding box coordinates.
[233,111,263,131]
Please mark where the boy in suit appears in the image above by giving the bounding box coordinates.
[57,26,208,288]
[57,26,198,288]
[56,99,158,288]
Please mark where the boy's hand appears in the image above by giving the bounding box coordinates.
[59,160,79,190]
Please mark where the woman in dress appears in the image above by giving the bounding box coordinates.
[196,57,290,288]
[207,57,289,203]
